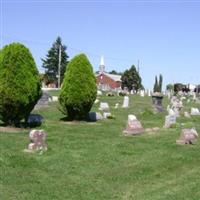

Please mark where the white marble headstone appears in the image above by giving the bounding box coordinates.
[122,96,129,108]
[164,115,176,128]
[148,90,151,97]
[168,108,175,116]
[140,90,145,97]
[99,102,109,111]
[191,108,200,115]
[103,112,111,119]
[97,90,103,95]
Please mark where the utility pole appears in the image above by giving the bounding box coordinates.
[137,59,140,74]
[58,44,61,88]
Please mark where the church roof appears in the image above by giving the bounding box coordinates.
[104,72,122,82]
[96,72,122,82]
[97,56,121,82]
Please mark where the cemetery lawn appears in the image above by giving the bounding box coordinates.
[1,94,200,200]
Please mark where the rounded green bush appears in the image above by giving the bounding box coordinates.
[59,54,97,120]
[0,43,42,126]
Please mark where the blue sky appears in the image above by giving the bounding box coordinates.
[1,0,200,89]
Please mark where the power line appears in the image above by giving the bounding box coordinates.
[58,44,61,88]
[2,0,200,3]
[2,35,137,63]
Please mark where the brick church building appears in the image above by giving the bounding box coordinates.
[96,56,122,91]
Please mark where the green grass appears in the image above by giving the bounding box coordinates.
[47,89,60,97]
[1,95,200,200]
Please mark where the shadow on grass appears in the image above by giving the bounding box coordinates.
[0,122,28,133]
[27,114,44,128]
[59,112,99,124]
[0,114,44,130]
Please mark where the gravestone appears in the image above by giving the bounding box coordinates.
[88,112,103,121]
[97,90,102,95]
[171,98,183,111]
[173,107,180,117]
[52,96,58,102]
[170,97,183,117]
[140,90,145,97]
[24,130,47,152]
[99,102,109,111]
[171,96,178,104]
[123,114,144,135]
[164,115,176,128]
[168,108,175,116]
[36,92,51,107]
[191,108,200,115]
[176,128,198,145]
[103,112,112,119]
[152,94,164,112]
[148,90,151,97]
[94,99,99,104]
[96,112,103,120]
[193,93,197,101]
[122,96,129,108]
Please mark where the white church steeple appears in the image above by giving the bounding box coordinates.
[100,55,104,66]
[99,55,105,73]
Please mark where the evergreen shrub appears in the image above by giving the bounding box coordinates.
[0,43,42,126]
[59,54,97,120]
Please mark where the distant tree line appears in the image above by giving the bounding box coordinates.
[109,70,123,75]
[166,83,200,93]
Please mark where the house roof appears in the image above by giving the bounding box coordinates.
[96,72,122,82]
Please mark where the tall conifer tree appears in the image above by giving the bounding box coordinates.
[42,37,69,86]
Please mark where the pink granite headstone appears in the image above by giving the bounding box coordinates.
[123,115,144,135]
[176,128,198,145]
[25,130,47,152]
